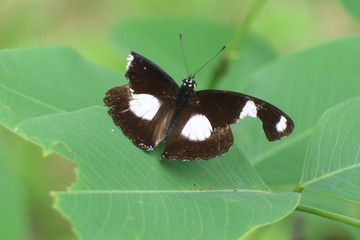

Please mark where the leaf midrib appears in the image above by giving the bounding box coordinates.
[0,84,65,113]
[301,163,360,187]
[54,189,272,195]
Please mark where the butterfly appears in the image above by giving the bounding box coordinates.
[104,50,294,161]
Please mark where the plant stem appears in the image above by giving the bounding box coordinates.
[228,0,268,52]
[208,0,268,89]
[295,204,360,227]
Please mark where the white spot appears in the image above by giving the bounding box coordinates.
[111,129,115,132]
[181,114,213,141]
[129,94,161,121]
[126,53,134,71]
[276,116,287,132]
[240,100,257,119]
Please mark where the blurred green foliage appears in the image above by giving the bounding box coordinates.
[1,0,360,239]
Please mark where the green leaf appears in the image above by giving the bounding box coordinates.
[238,36,360,185]
[57,191,299,240]
[0,130,27,240]
[0,44,299,239]
[0,47,120,129]
[341,0,360,19]
[300,96,360,203]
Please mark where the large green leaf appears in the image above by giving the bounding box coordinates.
[0,44,299,239]
[57,191,298,240]
[299,96,360,203]
[0,47,120,129]
[239,36,360,185]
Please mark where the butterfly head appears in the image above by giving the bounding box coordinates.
[177,76,197,107]
[181,76,197,90]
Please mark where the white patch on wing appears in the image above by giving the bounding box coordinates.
[129,94,161,121]
[240,100,257,119]
[181,114,213,141]
[276,116,287,132]
[126,53,134,71]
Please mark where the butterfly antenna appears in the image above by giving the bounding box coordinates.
[179,33,190,77]
[193,45,226,77]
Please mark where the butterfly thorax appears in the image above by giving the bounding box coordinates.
[176,77,197,107]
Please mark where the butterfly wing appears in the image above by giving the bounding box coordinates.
[125,51,179,95]
[104,51,178,151]
[195,90,294,141]
[162,106,234,161]
[162,90,294,160]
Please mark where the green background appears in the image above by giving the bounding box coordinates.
[1,0,360,239]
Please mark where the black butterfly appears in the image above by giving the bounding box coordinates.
[104,51,294,161]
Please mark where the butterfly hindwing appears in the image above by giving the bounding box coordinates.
[162,106,234,161]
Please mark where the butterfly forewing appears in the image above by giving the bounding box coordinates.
[126,51,179,96]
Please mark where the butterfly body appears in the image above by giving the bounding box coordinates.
[104,51,294,161]
[177,77,196,107]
